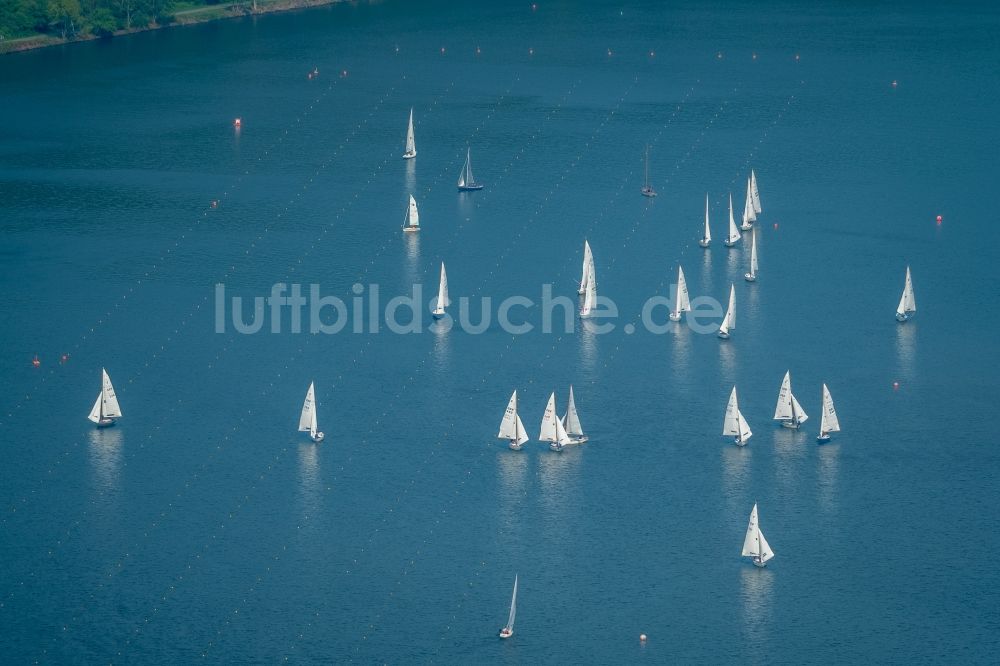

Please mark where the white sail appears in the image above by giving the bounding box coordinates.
[742,177,757,226]
[101,369,122,418]
[819,384,841,434]
[403,108,417,157]
[727,194,741,244]
[790,393,808,425]
[738,411,753,442]
[757,528,775,564]
[896,266,916,316]
[719,284,736,336]
[434,262,449,314]
[87,393,102,423]
[457,148,477,188]
[773,371,793,420]
[579,241,593,294]
[498,391,528,446]
[539,393,557,442]
[505,575,518,632]
[702,193,712,243]
[749,227,759,276]
[750,169,762,214]
[673,266,691,316]
[404,194,419,229]
[723,387,741,436]
[554,408,571,446]
[299,382,317,433]
[563,385,584,437]
[741,503,760,556]
[580,259,597,317]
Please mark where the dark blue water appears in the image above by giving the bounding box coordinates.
[2,1,999,662]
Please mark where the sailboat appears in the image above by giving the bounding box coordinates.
[740,177,756,230]
[744,227,758,282]
[402,108,417,159]
[698,193,711,247]
[457,147,484,191]
[724,193,741,247]
[298,381,324,442]
[741,503,775,568]
[432,262,449,318]
[750,169,762,215]
[87,368,122,427]
[773,371,808,429]
[895,266,916,322]
[578,240,595,295]
[723,386,753,446]
[817,383,841,443]
[561,385,588,443]
[579,257,597,318]
[402,194,420,232]
[499,575,517,639]
[718,284,735,339]
[498,390,529,450]
[668,265,691,321]
[640,145,657,197]
[539,392,571,452]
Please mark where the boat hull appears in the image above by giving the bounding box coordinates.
[717,331,729,339]
[744,273,756,282]
[780,421,799,429]
[549,442,564,452]
[740,223,753,231]
[508,441,523,451]
[895,313,911,322]
[567,435,588,444]
[734,437,747,447]
[94,418,116,428]
[432,311,446,320]
[668,313,682,322]
[499,628,513,639]
[458,184,484,191]
[698,240,710,248]
[816,433,831,443]
[311,432,325,443]
[724,239,738,247]
[403,151,417,159]
[752,558,767,568]
[641,187,657,197]
[403,227,419,233]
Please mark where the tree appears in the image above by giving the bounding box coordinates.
[46,0,81,38]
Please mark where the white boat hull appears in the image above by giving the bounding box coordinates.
[499,628,513,639]
[724,239,737,247]
[740,223,753,231]
[744,273,756,282]
[95,418,116,428]
[403,151,416,159]
[752,557,767,568]
[896,312,911,322]
[566,435,588,444]
[698,239,710,248]
[641,187,657,198]
[717,331,729,339]
[816,433,831,443]
[549,442,564,452]
[311,432,325,443]
[458,184,484,191]
[432,311,445,319]
[508,441,523,451]
[403,227,419,233]
[780,421,799,429]
[734,437,747,447]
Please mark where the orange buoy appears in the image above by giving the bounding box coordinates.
[32,355,40,367]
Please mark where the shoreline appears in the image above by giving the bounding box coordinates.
[0,0,343,56]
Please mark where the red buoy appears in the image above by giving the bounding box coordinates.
[936,215,943,224]
[32,355,40,368]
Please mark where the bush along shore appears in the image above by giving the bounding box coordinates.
[0,0,342,54]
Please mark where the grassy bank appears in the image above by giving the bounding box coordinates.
[0,0,342,55]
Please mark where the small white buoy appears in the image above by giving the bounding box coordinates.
[640,633,647,642]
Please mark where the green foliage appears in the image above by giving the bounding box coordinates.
[0,0,234,40]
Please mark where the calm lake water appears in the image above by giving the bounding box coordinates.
[2,1,999,663]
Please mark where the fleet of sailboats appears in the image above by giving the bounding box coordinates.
[402,194,420,232]
[699,194,711,247]
[432,262,449,318]
[718,284,735,339]
[723,386,753,446]
[499,575,517,639]
[668,266,691,321]
[774,371,808,429]
[402,108,417,159]
[817,383,841,442]
[641,145,657,197]
[742,503,775,568]
[498,391,529,450]
[87,368,122,427]
[457,147,484,191]
[298,381,324,442]
[744,226,758,282]
[896,266,916,322]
